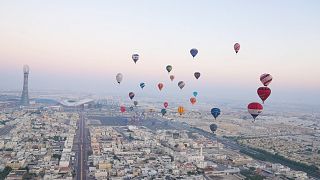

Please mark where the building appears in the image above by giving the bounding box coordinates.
[20,65,29,106]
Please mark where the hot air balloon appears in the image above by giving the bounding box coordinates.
[260,73,273,86]
[116,73,123,84]
[132,54,139,63]
[248,102,263,121]
[158,83,164,91]
[161,108,167,116]
[194,72,201,79]
[209,124,218,133]
[129,92,135,100]
[193,91,198,97]
[257,87,271,103]
[234,43,240,53]
[129,106,134,111]
[211,108,221,120]
[190,48,198,58]
[178,81,185,89]
[140,82,145,89]
[166,65,172,73]
[134,101,138,106]
[178,106,185,115]
[190,97,196,105]
[164,102,168,108]
[170,75,175,81]
[120,106,126,113]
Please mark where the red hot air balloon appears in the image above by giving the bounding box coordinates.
[164,102,168,108]
[158,83,164,91]
[260,73,273,86]
[247,102,263,122]
[234,43,240,53]
[190,97,196,105]
[257,87,271,103]
[120,106,126,113]
[129,92,135,100]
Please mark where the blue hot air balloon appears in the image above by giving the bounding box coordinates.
[140,82,145,89]
[193,91,198,97]
[190,48,198,58]
[161,108,167,116]
[211,108,221,120]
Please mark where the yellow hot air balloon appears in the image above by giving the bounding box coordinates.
[178,106,185,115]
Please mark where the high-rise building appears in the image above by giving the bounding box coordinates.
[20,65,29,106]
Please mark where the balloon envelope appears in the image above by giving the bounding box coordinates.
[116,73,123,84]
[120,106,126,113]
[234,43,240,53]
[140,82,145,89]
[178,106,185,115]
[178,81,185,89]
[158,83,164,91]
[133,101,138,106]
[132,54,139,63]
[166,65,172,73]
[161,108,167,116]
[190,97,196,105]
[194,72,201,79]
[193,91,198,97]
[170,75,175,81]
[257,87,271,103]
[248,102,263,121]
[211,108,221,119]
[129,92,135,100]
[164,102,168,108]
[209,124,218,133]
[190,48,198,58]
[260,73,273,86]
[129,106,134,111]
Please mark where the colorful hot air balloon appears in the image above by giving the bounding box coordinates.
[132,54,139,63]
[116,73,123,84]
[170,75,175,81]
[193,91,198,97]
[190,48,198,58]
[257,87,271,103]
[158,83,164,91]
[120,106,126,113]
[164,102,168,108]
[260,73,273,86]
[161,108,167,116]
[234,43,240,54]
[140,82,145,89]
[209,124,218,133]
[133,101,138,106]
[248,102,263,121]
[211,108,221,120]
[190,97,196,105]
[129,92,135,100]
[194,72,201,79]
[166,65,172,73]
[178,81,185,89]
[178,106,185,115]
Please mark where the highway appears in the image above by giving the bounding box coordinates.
[76,113,87,180]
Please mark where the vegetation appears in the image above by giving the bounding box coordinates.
[52,154,61,160]
[240,169,265,180]
[0,166,12,179]
[240,147,320,177]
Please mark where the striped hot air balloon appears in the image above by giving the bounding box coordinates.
[178,106,185,115]
[247,102,263,121]
[260,73,273,86]
[234,43,240,53]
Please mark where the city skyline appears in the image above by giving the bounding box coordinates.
[1,1,320,105]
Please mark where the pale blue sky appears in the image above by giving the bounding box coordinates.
[0,0,320,104]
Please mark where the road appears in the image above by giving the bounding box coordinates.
[76,113,88,180]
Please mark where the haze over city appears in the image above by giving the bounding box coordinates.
[0,1,320,180]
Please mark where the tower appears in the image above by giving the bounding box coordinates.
[20,65,30,106]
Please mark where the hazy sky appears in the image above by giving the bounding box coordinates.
[1,1,320,104]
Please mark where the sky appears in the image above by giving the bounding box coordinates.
[0,0,320,105]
